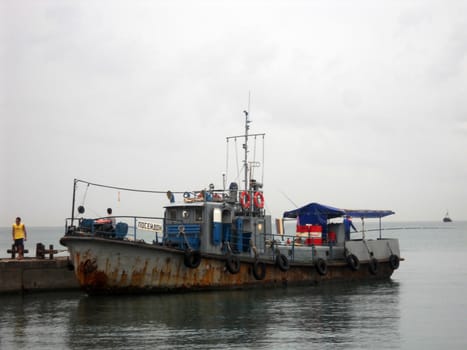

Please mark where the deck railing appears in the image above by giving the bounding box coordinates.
[65,216,165,243]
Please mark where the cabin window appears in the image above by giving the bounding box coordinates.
[167,208,177,221]
[195,207,203,222]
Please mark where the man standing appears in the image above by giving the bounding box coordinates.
[343,215,357,241]
[12,217,27,259]
[107,208,116,229]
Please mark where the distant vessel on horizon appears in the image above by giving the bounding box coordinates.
[443,211,452,223]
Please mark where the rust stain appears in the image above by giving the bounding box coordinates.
[199,262,215,286]
[75,252,81,267]
[119,270,128,286]
[130,259,149,287]
[69,240,396,294]
[74,251,394,293]
[83,258,97,274]
[76,257,109,290]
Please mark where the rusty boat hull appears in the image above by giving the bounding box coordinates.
[60,235,398,295]
[61,120,402,295]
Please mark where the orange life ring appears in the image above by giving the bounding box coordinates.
[239,191,251,209]
[254,191,265,208]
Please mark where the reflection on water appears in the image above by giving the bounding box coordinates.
[2,222,467,349]
[0,282,400,350]
[63,281,400,350]
[0,292,81,349]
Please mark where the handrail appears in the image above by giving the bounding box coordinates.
[65,215,167,242]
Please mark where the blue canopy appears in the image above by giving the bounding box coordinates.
[283,202,395,225]
[283,202,345,226]
[343,209,395,219]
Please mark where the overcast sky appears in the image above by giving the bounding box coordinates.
[1,0,466,226]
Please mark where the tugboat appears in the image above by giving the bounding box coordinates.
[443,211,452,223]
[60,114,402,295]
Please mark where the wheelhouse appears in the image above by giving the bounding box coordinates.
[162,196,271,256]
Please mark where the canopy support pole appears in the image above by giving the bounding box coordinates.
[71,179,77,224]
[379,217,382,239]
[361,217,365,240]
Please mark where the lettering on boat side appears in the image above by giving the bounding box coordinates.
[137,221,162,232]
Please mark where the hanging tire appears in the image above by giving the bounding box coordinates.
[226,254,240,274]
[368,258,379,275]
[346,254,360,271]
[275,254,290,272]
[67,261,75,271]
[389,254,400,270]
[315,258,328,276]
[184,249,201,269]
[252,260,266,280]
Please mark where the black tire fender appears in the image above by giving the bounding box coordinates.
[184,249,201,269]
[225,254,240,274]
[368,257,379,275]
[389,254,400,270]
[252,260,266,280]
[346,254,360,271]
[275,254,290,272]
[315,258,328,276]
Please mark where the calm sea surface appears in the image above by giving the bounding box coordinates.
[1,221,466,349]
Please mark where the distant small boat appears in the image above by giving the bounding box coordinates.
[443,212,452,223]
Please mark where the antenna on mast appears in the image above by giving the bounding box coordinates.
[243,109,250,192]
[243,91,251,192]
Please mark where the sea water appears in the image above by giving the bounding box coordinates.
[0,222,466,349]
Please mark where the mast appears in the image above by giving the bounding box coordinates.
[243,110,250,192]
[225,107,264,196]
[71,178,77,223]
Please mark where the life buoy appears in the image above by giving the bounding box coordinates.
[346,254,360,271]
[184,249,201,269]
[315,258,327,276]
[253,192,265,209]
[276,253,290,272]
[225,254,240,274]
[389,254,400,270]
[252,260,266,280]
[368,258,379,275]
[239,191,251,209]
